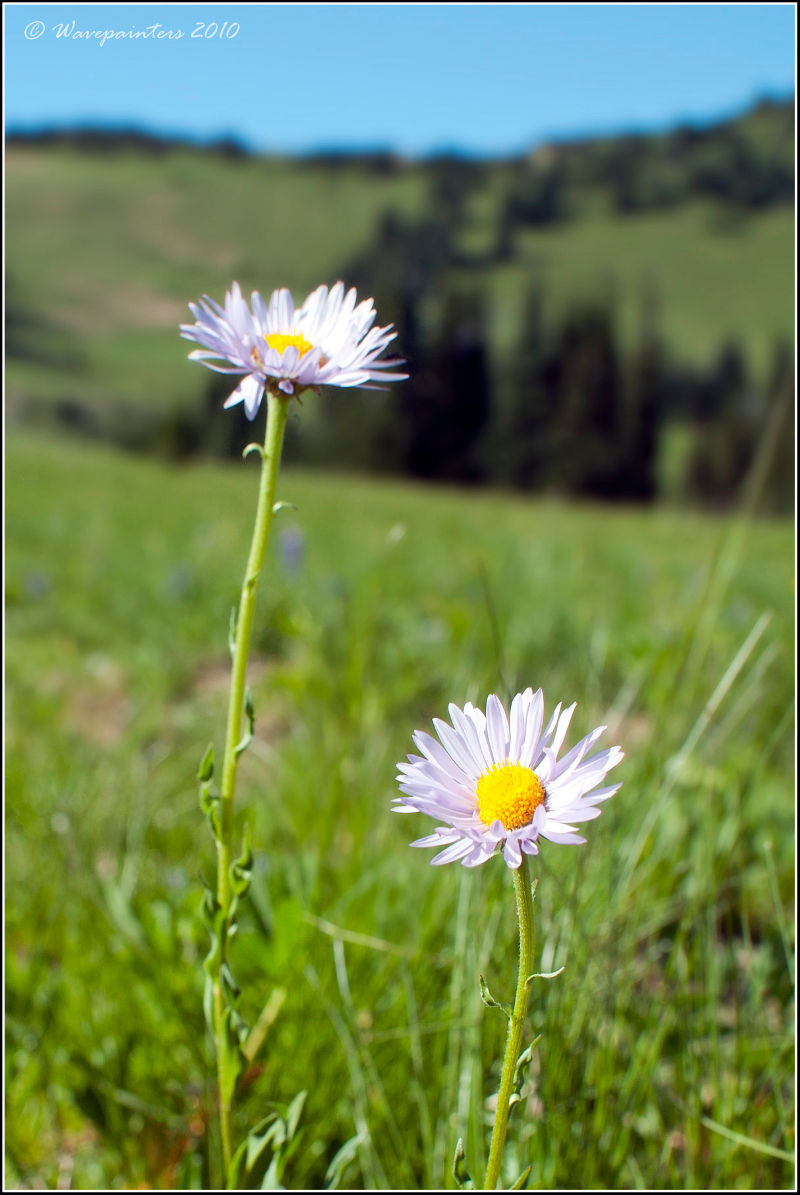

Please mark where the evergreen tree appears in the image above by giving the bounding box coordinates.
[501,281,556,489]
[319,212,446,474]
[685,340,753,505]
[750,340,794,514]
[406,289,490,483]
[505,166,567,226]
[549,300,624,497]
[618,287,665,500]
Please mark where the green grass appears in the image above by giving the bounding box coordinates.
[5,144,794,425]
[5,146,429,413]
[5,430,795,1190]
[489,202,794,378]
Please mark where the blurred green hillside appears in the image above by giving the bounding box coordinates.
[5,146,430,411]
[5,98,795,506]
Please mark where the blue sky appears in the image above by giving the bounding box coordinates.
[3,3,796,156]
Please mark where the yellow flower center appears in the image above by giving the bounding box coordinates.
[476,762,546,831]
[265,331,315,358]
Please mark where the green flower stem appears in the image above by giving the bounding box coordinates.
[483,856,535,1191]
[213,390,290,1183]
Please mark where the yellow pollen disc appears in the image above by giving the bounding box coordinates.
[476,762,545,831]
[265,331,315,358]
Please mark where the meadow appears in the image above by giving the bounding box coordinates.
[5,137,794,434]
[5,429,795,1189]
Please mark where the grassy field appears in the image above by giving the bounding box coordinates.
[5,146,430,415]
[5,429,795,1189]
[485,201,794,376]
[5,142,794,430]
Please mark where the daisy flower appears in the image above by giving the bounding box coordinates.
[180,280,407,418]
[394,688,623,869]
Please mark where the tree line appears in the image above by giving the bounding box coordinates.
[168,205,791,514]
[9,95,793,216]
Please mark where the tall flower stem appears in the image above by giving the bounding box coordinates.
[213,390,290,1183]
[483,856,535,1190]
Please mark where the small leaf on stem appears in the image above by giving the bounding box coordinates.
[196,743,215,781]
[230,827,253,900]
[480,974,512,1020]
[508,1035,542,1114]
[234,688,255,757]
[198,748,221,840]
[452,1137,474,1189]
[525,965,566,986]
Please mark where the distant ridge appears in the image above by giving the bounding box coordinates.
[5,94,793,165]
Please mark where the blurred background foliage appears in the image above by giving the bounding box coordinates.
[5,96,795,510]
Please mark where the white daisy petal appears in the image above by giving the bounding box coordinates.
[181,280,407,419]
[433,716,484,777]
[508,689,529,761]
[431,838,477,866]
[240,376,265,420]
[540,817,579,835]
[541,702,562,748]
[448,703,493,772]
[519,688,545,764]
[557,805,602,823]
[486,694,510,761]
[503,837,523,869]
[548,725,607,780]
[411,830,462,849]
[540,830,587,845]
[550,703,577,755]
[394,690,622,869]
[535,750,557,784]
[462,702,487,730]
[462,845,495,867]
[412,729,471,785]
[531,803,547,833]
[580,783,623,806]
[398,788,474,818]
